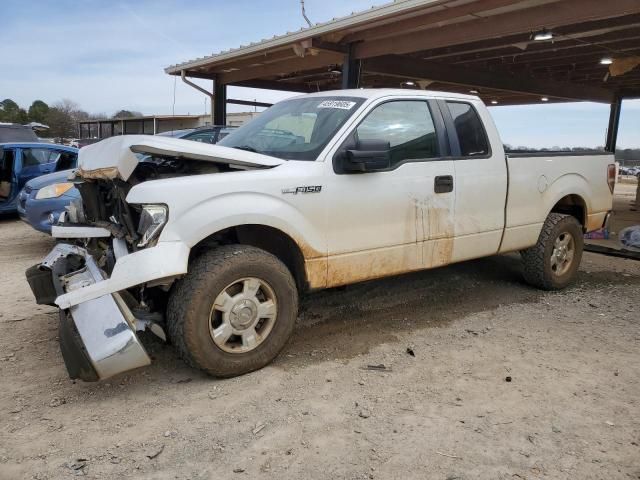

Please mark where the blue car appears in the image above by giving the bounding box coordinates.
[17,128,238,234]
[18,169,80,233]
[1,143,78,216]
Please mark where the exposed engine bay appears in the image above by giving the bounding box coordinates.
[58,155,239,332]
[68,156,228,244]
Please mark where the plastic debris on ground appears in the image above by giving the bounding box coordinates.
[619,225,640,251]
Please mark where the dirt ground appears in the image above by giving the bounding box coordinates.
[1,215,639,480]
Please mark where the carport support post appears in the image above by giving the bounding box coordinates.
[606,95,622,153]
[341,44,359,89]
[214,79,227,126]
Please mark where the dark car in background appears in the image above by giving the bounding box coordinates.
[158,125,237,143]
[0,123,41,143]
[1,143,77,215]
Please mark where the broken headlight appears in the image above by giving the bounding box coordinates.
[136,204,168,248]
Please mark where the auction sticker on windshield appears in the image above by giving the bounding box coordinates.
[317,100,357,110]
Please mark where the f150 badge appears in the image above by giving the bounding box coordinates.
[282,186,322,195]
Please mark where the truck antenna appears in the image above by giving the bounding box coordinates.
[300,0,313,27]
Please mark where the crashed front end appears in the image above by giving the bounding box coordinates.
[25,135,282,381]
[24,136,217,381]
[25,179,190,381]
[27,244,153,381]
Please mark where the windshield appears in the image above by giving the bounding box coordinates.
[218,96,365,160]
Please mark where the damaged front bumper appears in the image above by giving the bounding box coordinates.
[26,241,189,381]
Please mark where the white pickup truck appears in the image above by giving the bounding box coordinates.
[26,89,615,381]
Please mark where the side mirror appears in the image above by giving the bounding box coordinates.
[342,139,391,173]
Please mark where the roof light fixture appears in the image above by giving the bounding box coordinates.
[541,97,549,102]
[401,81,416,87]
[469,89,479,94]
[491,100,498,105]
[533,28,553,41]
[600,57,613,65]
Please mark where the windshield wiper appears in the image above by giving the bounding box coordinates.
[234,145,258,153]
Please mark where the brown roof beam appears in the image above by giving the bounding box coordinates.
[363,54,614,103]
[218,51,344,84]
[419,14,640,62]
[477,49,640,76]
[459,36,640,67]
[232,79,315,93]
[354,0,640,59]
[343,0,527,43]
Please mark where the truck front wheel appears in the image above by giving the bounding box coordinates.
[167,245,298,377]
[521,213,584,290]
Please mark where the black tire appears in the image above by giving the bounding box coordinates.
[167,245,298,377]
[521,213,584,290]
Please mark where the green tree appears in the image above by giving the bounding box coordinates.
[112,109,142,119]
[27,100,50,124]
[0,99,28,123]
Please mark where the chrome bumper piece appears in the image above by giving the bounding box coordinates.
[30,244,151,381]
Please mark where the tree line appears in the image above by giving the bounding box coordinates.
[0,98,142,139]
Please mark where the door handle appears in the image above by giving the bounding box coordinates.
[434,175,454,194]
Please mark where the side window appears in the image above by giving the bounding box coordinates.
[56,151,77,171]
[446,102,489,157]
[355,101,439,167]
[184,131,215,144]
[21,148,59,167]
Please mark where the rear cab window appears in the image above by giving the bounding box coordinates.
[445,101,490,157]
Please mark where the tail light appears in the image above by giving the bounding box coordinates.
[607,164,616,194]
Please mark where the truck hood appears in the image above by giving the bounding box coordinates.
[75,135,284,181]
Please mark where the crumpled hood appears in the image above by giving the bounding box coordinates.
[75,135,284,181]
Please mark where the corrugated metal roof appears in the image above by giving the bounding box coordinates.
[165,0,447,74]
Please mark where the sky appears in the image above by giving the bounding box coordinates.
[1,0,638,149]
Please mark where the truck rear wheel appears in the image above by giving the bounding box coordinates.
[167,245,298,377]
[521,213,583,290]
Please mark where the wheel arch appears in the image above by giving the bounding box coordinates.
[190,224,310,292]
[549,194,587,231]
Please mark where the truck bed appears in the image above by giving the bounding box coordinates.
[500,151,614,253]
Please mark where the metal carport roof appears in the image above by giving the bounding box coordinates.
[166,0,640,106]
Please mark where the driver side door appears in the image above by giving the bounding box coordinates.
[326,99,455,287]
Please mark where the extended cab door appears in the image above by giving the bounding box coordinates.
[326,98,455,287]
[437,100,507,261]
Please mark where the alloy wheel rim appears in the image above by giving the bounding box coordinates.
[550,231,575,276]
[209,277,277,354]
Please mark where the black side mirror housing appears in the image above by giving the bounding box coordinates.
[342,139,391,173]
